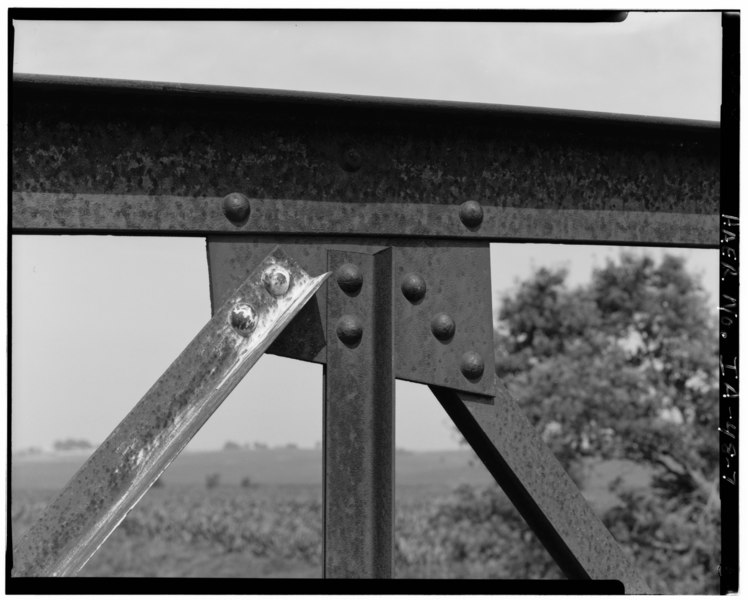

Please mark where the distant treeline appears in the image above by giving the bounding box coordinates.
[53,438,93,451]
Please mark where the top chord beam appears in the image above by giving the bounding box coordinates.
[12,74,719,247]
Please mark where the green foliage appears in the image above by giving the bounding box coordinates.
[13,485,557,579]
[12,487,323,571]
[603,489,720,594]
[395,484,560,579]
[493,252,719,593]
[496,254,717,477]
[11,473,717,588]
[205,473,221,489]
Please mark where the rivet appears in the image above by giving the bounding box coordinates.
[336,263,363,294]
[431,313,456,342]
[222,193,251,224]
[459,200,483,229]
[341,147,362,172]
[401,273,427,303]
[229,303,258,337]
[262,265,291,297]
[336,315,363,347]
[460,351,485,381]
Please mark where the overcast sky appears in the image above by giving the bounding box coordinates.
[10,13,721,452]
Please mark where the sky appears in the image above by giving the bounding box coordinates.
[10,13,721,452]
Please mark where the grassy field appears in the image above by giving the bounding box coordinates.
[10,448,495,578]
[10,448,652,581]
[12,483,559,579]
[12,485,325,578]
[11,447,494,489]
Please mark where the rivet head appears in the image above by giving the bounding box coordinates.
[336,315,363,347]
[229,303,258,337]
[222,193,251,224]
[262,265,291,297]
[341,147,362,172]
[459,200,484,229]
[431,313,456,341]
[461,351,485,381]
[336,263,363,294]
[401,273,427,303]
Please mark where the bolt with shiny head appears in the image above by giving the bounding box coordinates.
[229,303,258,337]
[262,265,291,297]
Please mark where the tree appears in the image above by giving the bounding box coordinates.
[53,438,93,452]
[490,253,719,593]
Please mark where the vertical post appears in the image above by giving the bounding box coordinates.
[323,248,394,578]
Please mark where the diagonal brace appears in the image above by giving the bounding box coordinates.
[11,247,329,577]
[431,377,650,594]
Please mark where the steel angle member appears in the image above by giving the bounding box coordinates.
[431,377,650,594]
[11,193,718,248]
[207,236,494,396]
[11,247,329,577]
[324,248,394,578]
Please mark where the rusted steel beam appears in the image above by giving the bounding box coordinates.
[431,378,650,594]
[11,248,329,577]
[12,192,717,247]
[207,236,495,396]
[324,248,394,578]
[12,74,719,247]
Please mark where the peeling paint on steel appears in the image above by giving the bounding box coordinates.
[206,237,495,396]
[431,377,650,594]
[11,248,329,577]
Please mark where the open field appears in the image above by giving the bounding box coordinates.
[11,448,666,585]
[12,483,561,579]
[10,448,504,578]
[11,447,494,490]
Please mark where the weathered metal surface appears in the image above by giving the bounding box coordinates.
[207,236,495,396]
[11,248,329,577]
[12,74,719,246]
[432,377,650,594]
[12,192,719,247]
[324,248,394,578]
